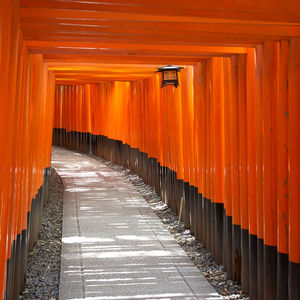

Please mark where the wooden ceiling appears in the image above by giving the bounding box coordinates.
[20,0,300,82]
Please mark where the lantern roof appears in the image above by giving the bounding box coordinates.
[156,65,184,72]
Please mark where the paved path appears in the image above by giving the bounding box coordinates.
[51,147,223,300]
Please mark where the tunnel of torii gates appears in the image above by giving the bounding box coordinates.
[1,0,300,299]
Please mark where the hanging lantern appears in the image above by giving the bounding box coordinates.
[156,65,183,88]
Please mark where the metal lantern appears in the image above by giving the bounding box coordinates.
[156,65,183,88]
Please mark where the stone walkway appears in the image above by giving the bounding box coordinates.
[51,147,223,300]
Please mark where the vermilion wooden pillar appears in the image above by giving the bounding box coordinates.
[246,48,257,300]
[223,57,233,278]
[276,40,289,300]
[254,44,264,300]
[288,37,300,300]
[211,57,225,265]
[229,55,241,283]
[238,54,249,292]
[262,40,279,300]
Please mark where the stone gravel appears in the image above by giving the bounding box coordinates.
[99,157,249,300]
[19,168,64,300]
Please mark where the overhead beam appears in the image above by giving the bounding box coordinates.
[25,40,249,54]
[20,2,300,24]
[23,33,262,48]
[20,17,300,38]
[43,54,206,65]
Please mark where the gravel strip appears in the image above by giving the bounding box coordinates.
[97,157,249,300]
[19,168,63,300]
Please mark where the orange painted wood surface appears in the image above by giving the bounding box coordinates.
[2,0,300,298]
[288,38,300,264]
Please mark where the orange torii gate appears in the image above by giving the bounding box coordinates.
[1,0,300,299]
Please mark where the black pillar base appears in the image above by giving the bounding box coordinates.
[263,244,277,300]
[214,203,224,265]
[277,252,288,300]
[232,224,241,283]
[241,228,249,293]
[257,238,264,300]
[224,215,233,278]
[289,261,300,300]
[183,182,190,229]
[249,234,258,300]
